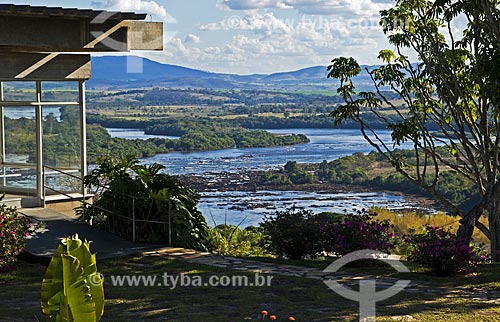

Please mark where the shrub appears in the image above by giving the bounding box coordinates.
[207,225,269,257]
[262,208,394,259]
[405,225,487,276]
[79,156,211,251]
[321,210,395,256]
[261,208,321,260]
[0,203,36,270]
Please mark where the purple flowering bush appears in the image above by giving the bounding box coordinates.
[320,210,395,256]
[262,208,394,260]
[405,225,487,276]
[0,203,36,270]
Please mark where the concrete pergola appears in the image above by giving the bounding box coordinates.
[0,4,163,207]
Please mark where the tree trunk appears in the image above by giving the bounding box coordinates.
[457,206,481,244]
[457,214,475,244]
[488,198,500,262]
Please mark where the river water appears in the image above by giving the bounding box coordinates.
[141,128,411,174]
[107,128,427,227]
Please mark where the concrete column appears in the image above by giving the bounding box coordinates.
[79,80,87,200]
[35,81,44,206]
[0,82,5,186]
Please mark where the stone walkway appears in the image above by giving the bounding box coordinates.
[144,247,500,305]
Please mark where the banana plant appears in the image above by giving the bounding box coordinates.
[41,234,104,322]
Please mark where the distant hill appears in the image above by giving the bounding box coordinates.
[88,56,376,91]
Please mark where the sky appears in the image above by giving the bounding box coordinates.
[7,0,399,74]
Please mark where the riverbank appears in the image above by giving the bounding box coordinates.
[108,126,443,226]
[176,169,441,213]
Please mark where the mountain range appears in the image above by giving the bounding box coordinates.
[89,56,376,91]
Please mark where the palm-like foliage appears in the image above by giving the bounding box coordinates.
[79,156,210,250]
[41,235,104,322]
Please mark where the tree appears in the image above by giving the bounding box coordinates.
[327,0,500,260]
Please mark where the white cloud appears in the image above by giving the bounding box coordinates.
[200,22,220,31]
[99,0,177,23]
[200,12,292,34]
[138,0,397,73]
[217,0,290,10]
[184,34,201,44]
[218,0,392,16]
[164,9,388,73]
[285,0,390,16]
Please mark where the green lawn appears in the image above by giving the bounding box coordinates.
[1,255,500,321]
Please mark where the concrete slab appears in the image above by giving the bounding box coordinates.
[20,208,161,263]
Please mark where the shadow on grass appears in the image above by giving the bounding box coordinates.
[1,256,499,322]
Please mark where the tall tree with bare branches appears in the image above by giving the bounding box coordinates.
[328,0,500,260]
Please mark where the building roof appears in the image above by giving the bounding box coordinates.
[0,4,147,21]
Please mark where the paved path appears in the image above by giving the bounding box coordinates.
[21,208,158,263]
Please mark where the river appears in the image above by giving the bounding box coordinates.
[141,128,412,174]
[107,127,427,227]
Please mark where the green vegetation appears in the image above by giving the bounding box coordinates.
[261,161,314,185]
[79,157,211,250]
[88,88,343,109]
[90,116,310,152]
[86,124,170,162]
[41,235,104,322]
[207,225,269,257]
[5,108,310,165]
[260,151,479,213]
[318,151,478,211]
[261,208,340,260]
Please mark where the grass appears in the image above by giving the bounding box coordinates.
[2,255,500,321]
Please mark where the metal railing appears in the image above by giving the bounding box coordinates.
[42,164,173,244]
[42,164,87,204]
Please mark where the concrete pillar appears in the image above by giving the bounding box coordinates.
[0,82,5,186]
[79,80,87,200]
[35,81,44,206]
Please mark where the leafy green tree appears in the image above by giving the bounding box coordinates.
[328,0,500,260]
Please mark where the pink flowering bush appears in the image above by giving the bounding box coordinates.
[405,225,487,276]
[320,209,395,256]
[0,203,36,270]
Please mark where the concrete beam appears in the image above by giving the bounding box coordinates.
[126,21,163,51]
[0,16,163,52]
[0,53,91,80]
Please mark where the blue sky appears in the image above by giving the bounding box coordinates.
[7,0,398,74]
